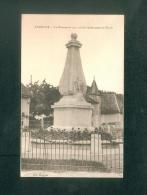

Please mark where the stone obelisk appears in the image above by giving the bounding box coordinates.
[52,33,92,128]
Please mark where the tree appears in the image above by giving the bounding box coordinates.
[26,80,61,116]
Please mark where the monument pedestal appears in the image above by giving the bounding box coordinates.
[52,94,92,128]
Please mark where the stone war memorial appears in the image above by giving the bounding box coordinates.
[52,33,93,129]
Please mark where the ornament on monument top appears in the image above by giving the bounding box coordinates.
[71,33,78,40]
[66,33,82,48]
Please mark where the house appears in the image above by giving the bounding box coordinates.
[21,84,30,128]
[86,79,123,128]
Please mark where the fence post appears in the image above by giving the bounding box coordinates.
[91,133,102,162]
[21,131,31,155]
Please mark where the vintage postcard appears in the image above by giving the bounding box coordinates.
[21,14,124,177]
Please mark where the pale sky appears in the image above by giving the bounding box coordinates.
[21,14,124,93]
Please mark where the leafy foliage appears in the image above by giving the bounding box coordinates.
[26,80,61,116]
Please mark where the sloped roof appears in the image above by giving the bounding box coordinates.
[86,79,123,114]
[100,92,120,114]
[21,84,30,98]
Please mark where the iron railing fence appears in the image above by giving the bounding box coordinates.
[21,128,123,173]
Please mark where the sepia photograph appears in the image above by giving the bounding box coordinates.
[21,14,124,177]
